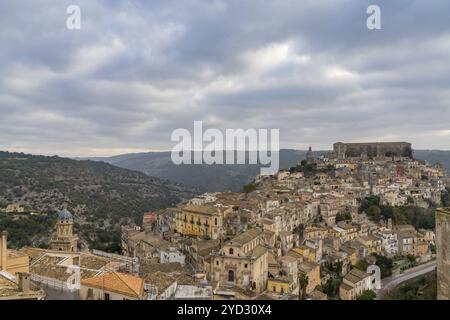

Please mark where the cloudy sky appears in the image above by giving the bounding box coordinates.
[1,0,450,157]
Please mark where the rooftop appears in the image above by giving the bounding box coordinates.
[81,272,144,299]
[174,285,212,299]
[142,271,177,293]
[0,273,44,300]
[228,228,261,247]
[343,268,371,285]
[182,205,219,216]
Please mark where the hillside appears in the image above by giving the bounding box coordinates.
[0,151,198,250]
[83,150,309,192]
[85,149,450,192]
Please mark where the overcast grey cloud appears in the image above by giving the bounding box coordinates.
[1,0,450,156]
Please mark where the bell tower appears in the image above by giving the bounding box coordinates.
[50,209,78,252]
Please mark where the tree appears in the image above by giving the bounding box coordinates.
[357,290,376,300]
[367,205,381,221]
[406,254,416,264]
[322,278,342,299]
[299,273,309,300]
[336,212,352,222]
[242,183,257,194]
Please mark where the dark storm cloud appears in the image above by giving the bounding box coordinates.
[0,0,449,156]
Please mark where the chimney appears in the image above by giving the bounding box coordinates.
[18,272,31,293]
[1,231,7,271]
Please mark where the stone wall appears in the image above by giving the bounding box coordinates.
[436,207,450,300]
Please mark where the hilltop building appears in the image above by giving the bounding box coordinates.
[306,146,316,164]
[333,142,412,159]
[50,209,78,252]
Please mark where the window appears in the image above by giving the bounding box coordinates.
[229,248,234,255]
[216,261,219,266]
[215,218,218,225]
[244,264,248,268]
[104,293,110,300]
[87,288,93,299]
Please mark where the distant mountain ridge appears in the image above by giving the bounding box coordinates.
[84,149,450,192]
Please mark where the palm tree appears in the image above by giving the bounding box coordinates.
[299,273,309,300]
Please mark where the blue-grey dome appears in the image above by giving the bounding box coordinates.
[58,209,73,220]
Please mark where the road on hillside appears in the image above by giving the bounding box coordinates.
[375,261,436,300]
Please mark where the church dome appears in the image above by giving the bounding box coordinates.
[58,209,73,220]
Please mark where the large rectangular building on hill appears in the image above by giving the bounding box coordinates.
[333,142,412,159]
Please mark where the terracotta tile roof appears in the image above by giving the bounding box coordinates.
[81,272,144,299]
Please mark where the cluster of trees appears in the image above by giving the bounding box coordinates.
[0,212,56,248]
[295,161,335,178]
[356,290,377,300]
[359,196,435,230]
[321,261,343,299]
[354,254,394,278]
[335,212,352,222]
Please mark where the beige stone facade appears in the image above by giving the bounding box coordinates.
[211,229,268,293]
[436,207,450,300]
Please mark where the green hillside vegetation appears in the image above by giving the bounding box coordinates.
[385,272,437,300]
[0,212,56,248]
[359,195,436,230]
[0,151,197,251]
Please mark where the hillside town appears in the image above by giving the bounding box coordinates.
[1,142,449,300]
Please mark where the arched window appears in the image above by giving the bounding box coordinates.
[215,218,218,225]
[229,248,234,255]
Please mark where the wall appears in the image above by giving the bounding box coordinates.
[80,285,139,300]
[436,208,450,300]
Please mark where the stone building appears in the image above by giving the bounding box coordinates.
[174,205,223,240]
[333,142,412,159]
[436,207,450,300]
[306,146,316,164]
[50,209,78,252]
[339,268,374,300]
[211,228,268,293]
